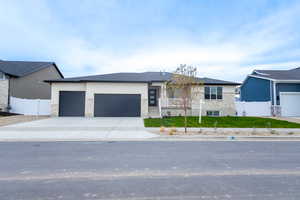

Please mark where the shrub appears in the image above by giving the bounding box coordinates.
[170,127,177,133]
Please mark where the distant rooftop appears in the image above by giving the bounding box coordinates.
[0,60,63,78]
[252,67,300,80]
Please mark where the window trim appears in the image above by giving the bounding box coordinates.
[204,86,223,100]
[206,110,220,116]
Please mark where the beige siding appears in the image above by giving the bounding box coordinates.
[50,82,148,117]
[9,65,62,99]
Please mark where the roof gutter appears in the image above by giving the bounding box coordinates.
[45,80,240,86]
[253,70,270,76]
[248,74,300,83]
[44,80,151,83]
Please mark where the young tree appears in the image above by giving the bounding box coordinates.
[167,64,199,133]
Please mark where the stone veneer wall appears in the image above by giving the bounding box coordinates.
[0,79,9,111]
[162,85,237,116]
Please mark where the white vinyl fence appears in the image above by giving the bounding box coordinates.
[235,101,271,116]
[10,97,51,115]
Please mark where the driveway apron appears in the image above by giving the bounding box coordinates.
[0,117,157,140]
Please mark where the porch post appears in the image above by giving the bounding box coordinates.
[273,81,277,116]
[160,83,167,106]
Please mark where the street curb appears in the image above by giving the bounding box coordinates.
[146,127,300,132]
[1,136,300,142]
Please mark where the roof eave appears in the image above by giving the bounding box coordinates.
[248,74,300,82]
[52,63,64,78]
[45,79,240,85]
[203,83,240,86]
[45,80,151,83]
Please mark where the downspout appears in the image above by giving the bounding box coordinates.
[270,80,272,105]
[273,81,277,106]
[270,80,272,116]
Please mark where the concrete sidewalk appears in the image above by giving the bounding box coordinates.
[0,130,157,141]
[1,117,300,142]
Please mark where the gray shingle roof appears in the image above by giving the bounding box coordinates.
[252,67,300,80]
[0,61,63,77]
[46,72,240,85]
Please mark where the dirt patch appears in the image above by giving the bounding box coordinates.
[0,115,49,127]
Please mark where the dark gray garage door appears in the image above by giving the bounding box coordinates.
[59,91,85,117]
[94,94,141,117]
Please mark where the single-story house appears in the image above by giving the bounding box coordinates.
[240,67,300,117]
[46,72,239,117]
[0,60,63,112]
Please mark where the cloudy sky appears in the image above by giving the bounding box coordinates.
[0,0,300,81]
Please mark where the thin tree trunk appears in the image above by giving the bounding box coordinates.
[184,98,187,133]
[184,114,187,133]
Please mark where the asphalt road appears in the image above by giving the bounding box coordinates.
[0,141,300,200]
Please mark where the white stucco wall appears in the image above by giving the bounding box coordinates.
[50,82,148,117]
[50,82,87,116]
[85,82,148,117]
[0,79,9,111]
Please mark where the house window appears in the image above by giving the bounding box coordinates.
[204,86,223,100]
[206,110,220,116]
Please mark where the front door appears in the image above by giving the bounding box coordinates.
[148,89,157,106]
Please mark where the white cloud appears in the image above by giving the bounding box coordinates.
[0,0,300,82]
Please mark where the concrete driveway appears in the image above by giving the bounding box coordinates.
[0,117,157,141]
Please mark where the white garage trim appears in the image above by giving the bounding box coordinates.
[280,92,300,117]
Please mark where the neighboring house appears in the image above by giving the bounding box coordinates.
[46,72,239,117]
[0,60,64,112]
[240,67,300,117]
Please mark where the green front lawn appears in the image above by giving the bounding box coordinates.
[144,116,300,128]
